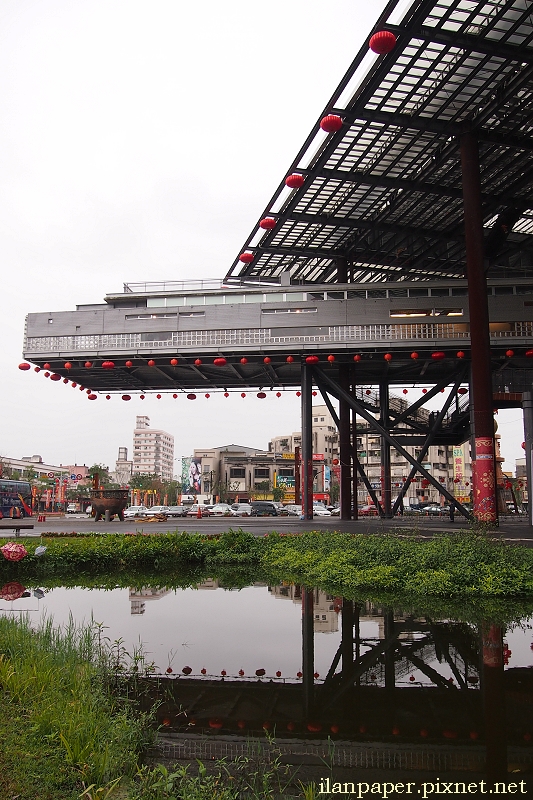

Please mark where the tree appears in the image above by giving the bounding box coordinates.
[272,485,286,502]
[88,464,117,488]
[254,480,271,500]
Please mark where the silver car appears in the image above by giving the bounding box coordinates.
[231,503,253,517]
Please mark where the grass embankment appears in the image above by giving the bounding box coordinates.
[0,614,152,800]
[3,529,533,599]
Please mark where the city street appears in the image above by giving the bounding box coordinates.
[1,513,532,545]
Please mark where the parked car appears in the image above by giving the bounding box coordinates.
[166,505,189,517]
[123,505,149,518]
[231,503,253,517]
[250,501,278,516]
[66,503,78,513]
[313,505,332,517]
[210,503,233,516]
[358,505,379,516]
[284,504,302,516]
[186,504,213,517]
[144,506,171,516]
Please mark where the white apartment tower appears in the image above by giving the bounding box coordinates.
[132,416,174,481]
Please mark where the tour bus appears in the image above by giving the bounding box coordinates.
[0,479,33,518]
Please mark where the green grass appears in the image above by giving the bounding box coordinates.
[0,614,154,799]
[3,528,533,600]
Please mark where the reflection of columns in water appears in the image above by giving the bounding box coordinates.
[383,609,396,692]
[481,624,507,782]
[341,599,355,678]
[302,588,315,717]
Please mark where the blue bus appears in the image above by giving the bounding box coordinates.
[0,479,32,518]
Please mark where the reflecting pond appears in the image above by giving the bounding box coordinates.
[2,580,533,785]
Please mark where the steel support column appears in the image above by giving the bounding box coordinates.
[301,365,314,520]
[523,392,533,527]
[461,132,498,524]
[380,381,392,518]
[340,365,353,520]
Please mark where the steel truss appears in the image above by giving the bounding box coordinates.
[301,363,473,521]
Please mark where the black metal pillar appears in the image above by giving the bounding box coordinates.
[380,381,392,518]
[301,365,314,520]
[460,132,497,524]
[302,588,315,717]
[523,392,533,527]
[340,365,353,520]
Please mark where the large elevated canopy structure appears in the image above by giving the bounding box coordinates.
[22,0,533,525]
[225,0,533,287]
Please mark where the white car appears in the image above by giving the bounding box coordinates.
[144,506,171,516]
[209,503,233,516]
[231,503,253,516]
[313,505,332,516]
[123,505,149,518]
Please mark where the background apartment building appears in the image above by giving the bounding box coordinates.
[132,416,174,481]
[269,401,472,506]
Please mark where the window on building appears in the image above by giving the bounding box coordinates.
[230,468,245,478]
[254,468,270,478]
[278,468,294,477]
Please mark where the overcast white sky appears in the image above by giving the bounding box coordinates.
[0,0,525,475]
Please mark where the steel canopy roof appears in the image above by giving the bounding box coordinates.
[224,0,533,287]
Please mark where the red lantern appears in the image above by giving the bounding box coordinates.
[241,392,246,398]
[259,217,276,230]
[84,361,92,368]
[237,719,246,729]
[312,390,317,396]
[187,394,197,400]
[522,442,526,450]
[240,357,248,364]
[125,360,133,368]
[194,358,202,366]
[276,392,281,397]
[314,672,320,679]
[296,391,301,397]
[238,669,245,676]
[369,30,397,54]
[79,385,84,390]
[297,671,302,678]
[403,389,408,394]
[285,173,304,189]
[320,114,342,133]
[239,252,254,263]
[43,363,51,370]
[63,378,69,384]
[330,724,339,734]
[287,721,296,731]
[140,395,145,399]
[264,356,271,364]
[526,350,533,358]
[456,351,465,359]
[156,394,161,399]
[257,392,266,399]
[506,349,514,358]
[148,359,155,367]
[44,372,50,377]
[305,355,319,364]
[255,668,266,677]
[182,666,192,675]
[411,352,419,360]
[432,352,445,360]
[209,718,223,729]
[214,357,227,366]
[276,670,282,677]
[88,394,98,400]
[286,355,294,363]
[332,458,339,465]
[353,354,361,362]
[392,726,400,736]
[166,667,173,674]
[205,393,210,398]
[122,395,131,401]
[327,354,335,362]
[173,394,177,399]
[34,367,41,372]
[18,363,31,371]
[170,358,178,366]
[307,722,322,733]
[422,388,427,393]
[105,395,111,400]
[64,362,72,370]
[50,373,61,381]
[221,669,227,676]
[71,382,76,387]
[200,668,207,675]
[458,387,468,394]
[365,389,371,395]
[224,392,229,397]
[384,353,392,362]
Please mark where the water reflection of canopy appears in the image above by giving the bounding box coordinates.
[226,0,533,288]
